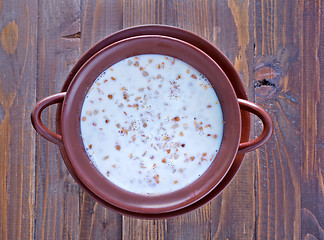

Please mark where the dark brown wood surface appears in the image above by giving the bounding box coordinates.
[0,0,323,239]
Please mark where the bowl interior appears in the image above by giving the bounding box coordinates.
[61,35,241,214]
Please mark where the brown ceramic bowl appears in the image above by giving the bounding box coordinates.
[55,25,251,218]
[31,35,272,214]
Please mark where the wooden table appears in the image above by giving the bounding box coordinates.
[1,0,323,239]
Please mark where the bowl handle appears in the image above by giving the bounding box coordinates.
[31,92,66,145]
[238,99,273,154]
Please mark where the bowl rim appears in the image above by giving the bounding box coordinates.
[55,24,251,218]
[61,35,241,214]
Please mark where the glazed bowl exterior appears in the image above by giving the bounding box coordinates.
[31,32,273,215]
[64,35,240,213]
[55,24,252,218]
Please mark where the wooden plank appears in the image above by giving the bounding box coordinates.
[122,1,168,240]
[254,0,301,239]
[208,1,256,239]
[122,219,166,240]
[166,206,211,240]
[0,0,37,239]
[35,1,81,239]
[81,0,123,48]
[163,1,213,239]
[299,0,324,239]
[161,1,244,239]
[121,1,168,239]
[78,1,123,239]
[123,0,165,27]
[164,0,212,37]
[122,1,216,239]
[78,193,122,240]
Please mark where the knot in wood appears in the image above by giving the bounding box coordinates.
[254,66,280,98]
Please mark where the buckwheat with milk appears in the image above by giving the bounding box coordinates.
[80,54,224,195]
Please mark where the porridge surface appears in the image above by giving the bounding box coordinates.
[80,54,224,195]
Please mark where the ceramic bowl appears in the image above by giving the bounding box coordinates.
[31,35,272,214]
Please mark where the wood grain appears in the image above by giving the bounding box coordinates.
[209,1,255,239]
[163,1,215,239]
[81,0,123,49]
[155,1,205,239]
[122,218,167,240]
[299,0,324,239]
[123,0,165,26]
[254,0,302,239]
[0,0,323,239]
[0,0,37,239]
[78,1,123,239]
[122,1,167,239]
[35,1,81,239]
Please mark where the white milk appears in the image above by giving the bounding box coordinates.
[80,54,224,195]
